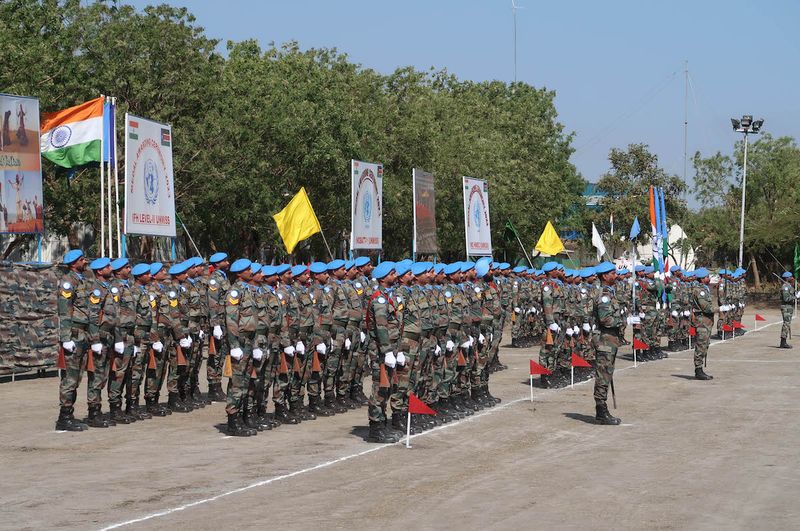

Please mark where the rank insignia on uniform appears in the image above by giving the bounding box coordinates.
[111,286,120,302]
[90,289,102,305]
[209,279,218,291]
[397,303,404,311]
[60,282,73,299]
[228,289,240,305]
[377,297,386,304]
[601,295,610,303]
[150,299,157,308]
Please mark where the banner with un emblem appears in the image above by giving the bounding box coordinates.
[124,113,176,237]
[350,159,383,250]
[462,177,492,256]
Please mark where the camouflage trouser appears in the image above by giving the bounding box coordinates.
[189,331,207,389]
[58,332,88,409]
[471,329,491,387]
[367,347,393,422]
[428,341,445,403]
[576,330,596,361]
[336,325,359,397]
[107,331,135,407]
[593,347,617,405]
[694,322,711,368]
[128,334,150,402]
[166,341,180,394]
[645,310,660,347]
[272,344,291,407]
[145,344,169,401]
[349,332,369,395]
[207,333,228,385]
[457,345,476,394]
[490,318,504,361]
[290,352,311,403]
[307,349,324,399]
[87,338,111,407]
[781,306,793,339]
[248,339,276,412]
[324,325,346,397]
[225,335,254,415]
[415,332,436,402]
[390,335,420,412]
[511,310,524,341]
[539,328,563,372]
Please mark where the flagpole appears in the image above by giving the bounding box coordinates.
[106,95,113,257]
[406,411,412,449]
[112,97,121,257]
[100,95,106,257]
[529,375,533,402]
[318,229,334,261]
[412,169,417,261]
[515,232,532,266]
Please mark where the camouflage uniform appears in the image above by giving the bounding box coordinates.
[157,282,190,411]
[129,279,157,416]
[225,280,257,415]
[206,267,230,397]
[780,280,794,341]
[366,287,399,423]
[107,277,137,420]
[690,283,715,369]
[88,277,114,412]
[539,278,566,380]
[56,271,90,413]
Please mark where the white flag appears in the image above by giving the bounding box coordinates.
[592,222,606,262]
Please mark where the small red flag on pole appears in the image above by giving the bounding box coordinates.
[755,314,766,322]
[409,393,437,415]
[571,353,591,367]
[688,326,697,337]
[529,360,552,375]
[633,338,649,350]
[722,324,733,332]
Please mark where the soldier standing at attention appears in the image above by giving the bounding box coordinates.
[779,271,796,349]
[592,262,624,425]
[107,258,138,424]
[206,252,230,402]
[85,257,116,428]
[55,249,90,431]
[126,263,155,420]
[690,268,715,380]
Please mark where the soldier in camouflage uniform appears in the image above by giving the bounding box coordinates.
[274,264,302,424]
[389,263,417,432]
[224,258,258,436]
[55,249,90,431]
[592,262,624,425]
[539,262,567,388]
[365,261,401,443]
[145,262,173,416]
[334,261,364,409]
[206,252,230,402]
[307,262,337,417]
[348,257,373,405]
[690,268,715,380]
[127,263,155,420]
[242,262,272,431]
[289,265,319,421]
[106,258,138,424]
[85,257,116,427]
[162,262,194,413]
[779,271,795,349]
[182,257,210,408]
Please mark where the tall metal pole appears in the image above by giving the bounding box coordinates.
[683,60,688,194]
[513,3,517,84]
[100,95,105,257]
[738,133,748,269]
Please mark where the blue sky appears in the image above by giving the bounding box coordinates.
[128,0,799,197]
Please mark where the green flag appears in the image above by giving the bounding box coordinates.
[794,244,800,275]
[504,220,521,243]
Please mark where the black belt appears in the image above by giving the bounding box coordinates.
[402,331,420,341]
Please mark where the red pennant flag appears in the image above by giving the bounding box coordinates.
[409,392,437,415]
[733,321,745,329]
[688,326,697,337]
[722,324,733,332]
[755,314,766,322]
[571,353,591,368]
[633,338,649,350]
[529,360,552,375]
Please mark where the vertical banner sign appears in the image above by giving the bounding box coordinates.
[351,159,383,250]
[0,94,43,234]
[412,168,438,255]
[462,177,492,256]
[124,114,176,237]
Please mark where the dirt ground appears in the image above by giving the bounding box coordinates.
[1,308,798,530]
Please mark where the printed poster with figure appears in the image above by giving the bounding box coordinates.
[0,93,43,234]
[350,159,383,250]
[124,113,176,237]
[462,176,492,256]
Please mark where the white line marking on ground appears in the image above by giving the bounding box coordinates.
[99,317,781,530]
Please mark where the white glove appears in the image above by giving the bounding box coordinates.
[252,348,263,361]
[435,344,442,356]
[230,347,243,360]
[384,351,396,368]
[460,340,471,349]
[152,341,163,352]
[478,333,486,345]
[62,341,76,353]
[671,310,679,317]
[179,337,191,348]
[548,323,559,332]
[683,310,691,317]
[573,326,580,335]
[582,323,591,332]
[283,346,295,356]
[114,341,125,354]
[566,328,574,337]
[627,316,641,325]
[198,330,205,340]
[133,346,140,356]
[656,302,662,310]
[396,352,406,366]
[360,332,366,342]
[295,341,305,354]
[446,340,455,351]
[639,312,645,319]
[592,324,597,331]
[740,302,745,308]
[91,343,102,353]
[316,343,327,354]
[213,325,223,339]
[344,338,352,350]
[514,307,521,314]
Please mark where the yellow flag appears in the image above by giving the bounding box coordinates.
[272,187,321,254]
[535,221,565,256]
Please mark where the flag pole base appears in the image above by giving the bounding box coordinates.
[405,412,412,449]
[570,366,574,388]
[529,375,533,402]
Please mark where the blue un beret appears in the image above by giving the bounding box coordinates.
[310,262,328,274]
[594,261,615,275]
[209,252,228,264]
[782,271,792,279]
[475,260,490,278]
[542,262,558,273]
[291,264,308,277]
[512,266,526,273]
[110,257,129,271]
[230,259,251,274]
[354,257,371,268]
[694,268,709,279]
[394,263,411,277]
[131,263,150,276]
[372,261,395,280]
[63,249,83,265]
[261,265,276,277]
[150,262,163,276]
[169,261,191,275]
[275,264,291,275]
[90,257,111,270]
[460,262,475,273]
[327,259,346,271]
[250,262,262,274]
[434,263,444,274]
[344,260,355,270]
[444,263,461,275]
[411,262,430,276]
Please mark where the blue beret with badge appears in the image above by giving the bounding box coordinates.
[150,262,163,275]
[169,260,191,275]
[372,261,395,280]
[394,263,411,277]
[694,268,709,279]
[230,258,251,274]
[90,257,111,270]
[209,252,228,264]
[250,262,262,274]
[310,262,328,274]
[63,249,83,265]
[132,263,150,276]
[782,271,792,279]
[291,264,308,277]
[110,257,129,271]
[261,265,276,276]
[475,260,490,278]
[541,261,558,273]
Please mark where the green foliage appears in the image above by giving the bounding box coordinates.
[0,0,584,261]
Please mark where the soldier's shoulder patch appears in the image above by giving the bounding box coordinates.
[377,296,386,304]
[396,295,403,304]
[111,287,119,295]
[180,285,187,293]
[90,289,102,304]
[60,281,73,299]
[700,290,707,297]
[581,288,587,294]
[601,295,610,303]
[228,289,240,305]
[474,287,481,294]
[784,286,790,290]
[324,286,331,293]
[208,278,218,291]
[543,286,550,292]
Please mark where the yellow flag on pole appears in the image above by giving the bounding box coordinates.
[272,187,321,254]
[535,221,565,256]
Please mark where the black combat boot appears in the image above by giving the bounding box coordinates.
[595,403,621,425]
[55,407,88,431]
[366,420,401,443]
[146,397,168,417]
[352,385,369,406]
[441,398,463,419]
[484,385,501,405]
[274,402,300,424]
[780,338,793,349]
[127,399,151,420]
[110,403,133,424]
[308,396,334,417]
[192,381,212,406]
[695,367,713,380]
[168,392,191,413]
[154,394,172,415]
[227,413,257,437]
[451,396,473,416]
[291,400,315,421]
[207,382,227,402]
[85,405,110,428]
[326,394,348,414]
[256,406,278,429]
[390,410,407,434]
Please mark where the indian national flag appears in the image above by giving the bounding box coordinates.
[40,97,104,168]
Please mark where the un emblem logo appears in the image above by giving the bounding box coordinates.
[473,202,482,232]
[362,190,372,224]
[143,159,159,205]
